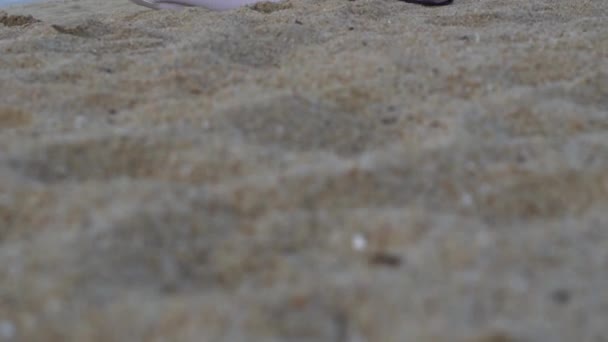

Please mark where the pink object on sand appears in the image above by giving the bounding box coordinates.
[129,0,282,10]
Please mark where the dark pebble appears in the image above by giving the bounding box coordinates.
[369,252,403,268]
[551,288,572,305]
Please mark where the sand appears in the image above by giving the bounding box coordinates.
[0,0,607,340]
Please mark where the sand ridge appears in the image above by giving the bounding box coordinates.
[1,0,608,341]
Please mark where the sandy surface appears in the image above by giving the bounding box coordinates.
[1,0,607,341]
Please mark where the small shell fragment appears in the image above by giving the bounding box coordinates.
[352,233,368,251]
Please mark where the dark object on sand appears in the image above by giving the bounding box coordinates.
[400,0,453,6]
[369,252,403,268]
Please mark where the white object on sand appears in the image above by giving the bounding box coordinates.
[129,0,281,10]
[352,233,368,252]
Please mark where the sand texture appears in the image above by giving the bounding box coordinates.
[1,0,608,340]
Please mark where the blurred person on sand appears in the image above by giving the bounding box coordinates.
[129,0,452,11]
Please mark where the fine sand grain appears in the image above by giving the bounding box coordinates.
[1,0,607,341]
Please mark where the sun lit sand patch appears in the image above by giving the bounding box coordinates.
[0,107,31,129]
[250,1,292,13]
[0,187,57,241]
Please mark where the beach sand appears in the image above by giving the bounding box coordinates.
[1,0,608,340]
